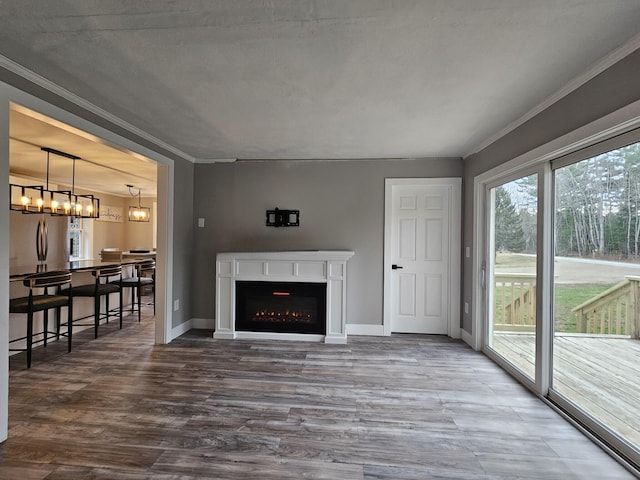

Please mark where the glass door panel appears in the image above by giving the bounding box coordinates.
[553,144,640,455]
[487,174,538,380]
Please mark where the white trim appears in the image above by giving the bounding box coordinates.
[383,177,462,339]
[460,329,476,350]
[171,319,193,339]
[155,162,174,344]
[0,54,196,164]
[0,94,9,442]
[465,32,640,158]
[346,324,385,336]
[536,163,553,396]
[234,331,326,343]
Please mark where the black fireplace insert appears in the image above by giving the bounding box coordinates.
[235,281,326,334]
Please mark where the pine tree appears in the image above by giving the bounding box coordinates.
[494,186,526,252]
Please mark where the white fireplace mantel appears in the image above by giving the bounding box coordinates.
[215,251,354,343]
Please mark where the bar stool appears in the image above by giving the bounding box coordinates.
[111,259,155,322]
[64,265,122,338]
[9,271,73,368]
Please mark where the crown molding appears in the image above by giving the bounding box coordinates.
[194,158,237,163]
[464,31,640,159]
[0,54,197,164]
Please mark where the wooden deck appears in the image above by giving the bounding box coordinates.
[492,333,640,449]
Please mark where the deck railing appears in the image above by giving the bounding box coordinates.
[494,273,640,337]
[572,275,640,337]
[493,273,536,332]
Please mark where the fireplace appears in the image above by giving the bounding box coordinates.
[235,281,326,334]
[215,251,354,343]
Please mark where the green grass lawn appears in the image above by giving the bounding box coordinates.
[494,252,536,267]
[554,284,611,332]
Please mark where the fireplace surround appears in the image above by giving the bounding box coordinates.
[215,251,354,343]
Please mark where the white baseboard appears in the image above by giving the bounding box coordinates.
[346,324,385,336]
[460,328,478,350]
[170,319,193,340]
[170,318,214,341]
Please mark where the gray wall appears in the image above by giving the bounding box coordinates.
[461,49,640,334]
[172,157,194,328]
[191,158,462,325]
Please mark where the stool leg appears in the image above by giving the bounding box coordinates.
[43,310,49,347]
[67,300,73,352]
[106,293,110,324]
[56,306,61,340]
[27,311,33,368]
[94,292,100,338]
[119,288,123,329]
[137,286,142,322]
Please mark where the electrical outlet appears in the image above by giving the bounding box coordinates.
[174,299,179,311]
[198,217,205,228]
[464,302,469,314]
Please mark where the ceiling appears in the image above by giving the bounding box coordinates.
[1,1,640,165]
[9,105,157,197]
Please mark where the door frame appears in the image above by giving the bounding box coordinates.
[0,74,176,442]
[383,177,461,338]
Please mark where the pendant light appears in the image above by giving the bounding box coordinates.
[127,184,150,222]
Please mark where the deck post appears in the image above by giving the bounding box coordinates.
[631,277,640,339]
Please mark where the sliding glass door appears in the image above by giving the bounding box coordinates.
[486,174,538,382]
[482,136,640,466]
[551,142,640,459]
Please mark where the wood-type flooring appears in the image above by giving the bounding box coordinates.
[1,306,636,479]
[492,333,640,448]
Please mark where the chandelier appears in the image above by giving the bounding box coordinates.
[127,184,150,222]
[9,147,100,219]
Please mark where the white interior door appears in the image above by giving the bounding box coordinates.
[384,178,461,335]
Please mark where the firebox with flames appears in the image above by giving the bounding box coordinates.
[252,308,315,324]
[236,281,326,334]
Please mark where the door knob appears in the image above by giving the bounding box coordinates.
[392,264,403,270]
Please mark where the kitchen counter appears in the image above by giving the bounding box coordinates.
[10,258,147,280]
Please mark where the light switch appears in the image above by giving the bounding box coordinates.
[198,217,205,228]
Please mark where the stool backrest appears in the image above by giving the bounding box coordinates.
[93,265,122,280]
[22,270,72,290]
[136,259,155,277]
